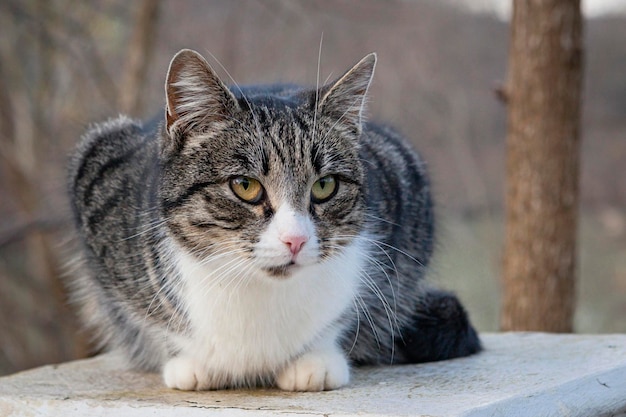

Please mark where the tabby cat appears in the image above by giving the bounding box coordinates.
[68,49,480,391]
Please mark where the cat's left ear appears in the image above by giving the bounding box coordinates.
[316,53,377,136]
[165,49,239,141]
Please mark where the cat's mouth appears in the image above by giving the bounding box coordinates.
[263,261,298,278]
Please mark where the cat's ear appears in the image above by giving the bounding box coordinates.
[165,49,239,139]
[316,53,377,135]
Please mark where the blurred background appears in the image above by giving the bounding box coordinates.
[0,0,625,376]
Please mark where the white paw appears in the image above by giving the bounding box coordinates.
[276,350,350,391]
[163,356,203,391]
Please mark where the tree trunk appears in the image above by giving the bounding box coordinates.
[500,0,584,332]
[119,0,160,116]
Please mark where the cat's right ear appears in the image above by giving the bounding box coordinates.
[165,49,239,145]
[316,53,377,137]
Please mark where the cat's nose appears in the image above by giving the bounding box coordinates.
[281,235,308,256]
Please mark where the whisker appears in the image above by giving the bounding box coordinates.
[353,292,381,350]
[120,218,168,242]
[197,253,253,300]
[312,32,324,146]
[347,298,362,356]
[327,239,404,362]
[333,234,425,268]
[363,213,403,229]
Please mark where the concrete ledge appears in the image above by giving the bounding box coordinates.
[1,333,625,416]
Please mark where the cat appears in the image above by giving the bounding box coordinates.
[67,49,480,392]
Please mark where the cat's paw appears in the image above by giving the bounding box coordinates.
[276,349,350,391]
[163,356,204,391]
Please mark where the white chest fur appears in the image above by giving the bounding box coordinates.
[173,239,365,381]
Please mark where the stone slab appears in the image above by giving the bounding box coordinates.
[1,333,625,416]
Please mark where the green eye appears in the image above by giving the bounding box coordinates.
[311,175,338,203]
[230,176,264,203]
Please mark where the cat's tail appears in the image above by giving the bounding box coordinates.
[396,289,482,363]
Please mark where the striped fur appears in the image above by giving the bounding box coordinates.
[67,50,480,391]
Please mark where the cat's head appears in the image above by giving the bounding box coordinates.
[159,49,376,278]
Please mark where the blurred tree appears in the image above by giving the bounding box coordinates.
[0,0,86,374]
[120,0,161,116]
[0,0,161,375]
[500,0,584,332]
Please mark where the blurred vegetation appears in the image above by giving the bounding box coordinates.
[1,0,625,376]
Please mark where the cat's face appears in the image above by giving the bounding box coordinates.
[159,50,375,278]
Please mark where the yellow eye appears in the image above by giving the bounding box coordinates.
[230,176,264,203]
[311,175,338,203]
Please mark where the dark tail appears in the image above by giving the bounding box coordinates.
[397,289,482,363]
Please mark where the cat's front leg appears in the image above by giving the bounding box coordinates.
[162,356,202,390]
[163,356,222,391]
[276,341,350,392]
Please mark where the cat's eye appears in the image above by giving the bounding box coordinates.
[230,176,264,204]
[311,175,338,204]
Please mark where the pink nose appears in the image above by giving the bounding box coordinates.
[281,235,308,256]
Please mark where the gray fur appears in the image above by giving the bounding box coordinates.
[68,50,480,385]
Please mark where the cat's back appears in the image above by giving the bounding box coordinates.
[359,122,434,268]
[69,116,158,236]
